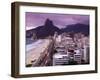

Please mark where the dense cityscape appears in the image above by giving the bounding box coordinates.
[52,32,89,65]
[26,31,89,67]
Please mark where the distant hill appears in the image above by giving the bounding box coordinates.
[61,23,89,35]
[26,19,89,39]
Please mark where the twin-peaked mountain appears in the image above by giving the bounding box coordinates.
[26,19,89,39]
[26,19,60,39]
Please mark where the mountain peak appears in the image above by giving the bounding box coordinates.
[45,18,54,26]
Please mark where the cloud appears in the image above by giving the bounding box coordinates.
[26,12,89,29]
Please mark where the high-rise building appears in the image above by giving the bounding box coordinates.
[53,31,58,40]
[83,45,89,63]
[53,53,69,66]
[74,49,82,64]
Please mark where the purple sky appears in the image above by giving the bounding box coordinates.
[26,12,89,30]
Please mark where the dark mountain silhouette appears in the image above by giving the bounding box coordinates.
[26,19,61,39]
[61,23,89,35]
[26,19,89,39]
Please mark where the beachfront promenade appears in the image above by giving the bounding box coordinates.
[26,39,54,67]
